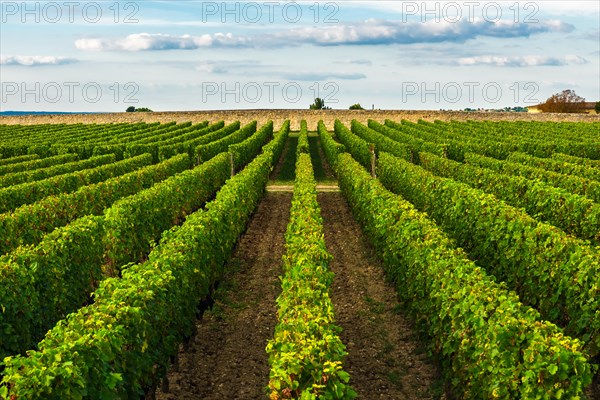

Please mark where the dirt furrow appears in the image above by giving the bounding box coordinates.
[156,191,291,400]
[318,192,444,399]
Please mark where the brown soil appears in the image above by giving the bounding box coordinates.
[155,143,442,399]
[269,137,291,180]
[587,376,600,399]
[318,192,445,399]
[155,191,291,400]
[313,137,336,179]
[155,189,443,400]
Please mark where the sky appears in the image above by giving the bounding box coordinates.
[0,0,599,111]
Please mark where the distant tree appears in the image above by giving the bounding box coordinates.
[595,101,600,113]
[349,103,364,110]
[126,106,136,112]
[309,98,330,110]
[538,90,586,113]
[135,107,153,112]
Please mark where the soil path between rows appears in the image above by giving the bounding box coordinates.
[155,191,291,400]
[156,190,444,400]
[318,191,444,399]
[155,136,443,399]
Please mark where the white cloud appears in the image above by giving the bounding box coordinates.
[192,61,366,80]
[279,71,366,81]
[73,19,574,52]
[335,59,373,65]
[263,19,574,46]
[456,55,588,67]
[0,55,77,66]
[195,61,229,74]
[75,33,250,51]
[194,59,263,74]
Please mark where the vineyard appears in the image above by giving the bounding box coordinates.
[0,117,598,399]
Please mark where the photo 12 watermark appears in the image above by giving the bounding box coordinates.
[199,1,340,23]
[1,81,140,104]
[399,1,539,23]
[0,80,341,108]
[1,1,140,24]
[198,80,340,105]
[399,81,540,105]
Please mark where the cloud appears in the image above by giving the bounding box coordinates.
[279,72,366,81]
[75,32,250,51]
[262,19,575,46]
[335,59,373,66]
[456,55,588,67]
[195,59,263,74]
[196,61,229,74]
[0,55,77,66]
[193,61,366,80]
[73,19,575,52]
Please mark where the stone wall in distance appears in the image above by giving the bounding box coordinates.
[1,109,598,130]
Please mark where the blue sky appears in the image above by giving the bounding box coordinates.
[1,0,598,111]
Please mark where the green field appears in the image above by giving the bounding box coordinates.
[0,118,599,399]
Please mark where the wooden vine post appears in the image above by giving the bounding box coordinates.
[370,144,376,178]
[229,152,235,177]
